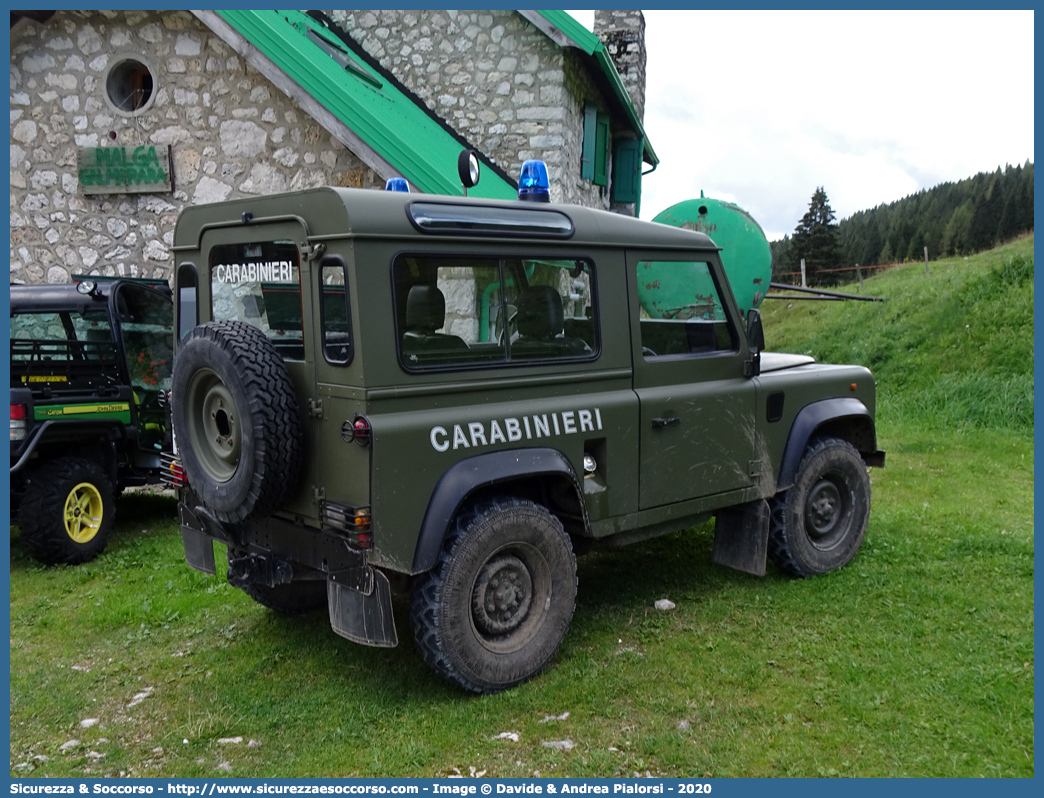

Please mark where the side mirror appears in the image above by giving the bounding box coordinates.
[458,149,481,195]
[746,308,765,351]
[745,309,765,377]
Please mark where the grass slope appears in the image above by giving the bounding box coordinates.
[762,235,1034,432]
[9,238,1034,778]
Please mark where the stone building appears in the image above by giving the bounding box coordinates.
[9,9,654,286]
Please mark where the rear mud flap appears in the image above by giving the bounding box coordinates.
[328,567,398,648]
[712,499,769,577]
[179,503,216,575]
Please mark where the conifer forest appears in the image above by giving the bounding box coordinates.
[771,161,1034,284]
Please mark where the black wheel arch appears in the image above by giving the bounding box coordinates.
[410,447,588,573]
[777,397,880,492]
[15,435,121,489]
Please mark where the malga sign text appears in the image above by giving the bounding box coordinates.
[77,144,173,195]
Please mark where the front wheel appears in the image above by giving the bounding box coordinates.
[18,457,115,565]
[769,437,871,577]
[410,498,577,693]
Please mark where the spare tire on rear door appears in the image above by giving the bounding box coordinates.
[172,320,303,524]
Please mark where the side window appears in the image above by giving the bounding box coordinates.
[394,255,597,369]
[506,259,596,361]
[396,256,499,368]
[635,260,738,358]
[210,241,303,360]
[116,284,174,394]
[319,258,352,365]
[177,263,198,340]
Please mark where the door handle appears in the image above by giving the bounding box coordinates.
[651,417,680,428]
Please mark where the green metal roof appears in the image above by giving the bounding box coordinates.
[530,10,659,169]
[215,10,518,200]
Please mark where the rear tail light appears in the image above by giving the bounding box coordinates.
[10,404,28,441]
[321,501,373,549]
[340,415,372,447]
[160,452,187,489]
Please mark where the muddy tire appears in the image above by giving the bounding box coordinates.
[226,548,327,615]
[171,321,302,524]
[18,457,115,565]
[769,437,871,577]
[410,497,576,693]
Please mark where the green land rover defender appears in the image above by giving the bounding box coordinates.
[168,166,884,693]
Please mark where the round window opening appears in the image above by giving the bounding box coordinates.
[105,57,155,115]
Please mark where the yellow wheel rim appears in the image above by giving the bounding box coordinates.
[63,481,104,544]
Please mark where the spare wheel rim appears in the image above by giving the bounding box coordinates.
[187,368,241,483]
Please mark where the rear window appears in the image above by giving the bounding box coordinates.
[210,240,303,360]
[394,255,597,370]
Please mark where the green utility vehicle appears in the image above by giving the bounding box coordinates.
[10,277,174,564]
[168,161,884,693]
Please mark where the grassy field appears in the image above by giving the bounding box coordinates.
[9,237,1034,778]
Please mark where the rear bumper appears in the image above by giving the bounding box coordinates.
[178,501,397,647]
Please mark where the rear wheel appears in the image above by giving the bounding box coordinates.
[410,497,576,693]
[18,457,115,565]
[769,437,871,577]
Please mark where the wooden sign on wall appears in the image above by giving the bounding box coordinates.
[78,144,173,195]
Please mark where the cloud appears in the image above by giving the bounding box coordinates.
[626,10,1033,240]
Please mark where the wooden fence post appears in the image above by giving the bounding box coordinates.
[924,246,930,277]
[800,258,807,288]
[855,263,864,289]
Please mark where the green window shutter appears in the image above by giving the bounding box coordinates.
[611,138,642,204]
[581,103,597,181]
[593,113,610,187]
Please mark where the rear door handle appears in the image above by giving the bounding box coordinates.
[651,417,680,428]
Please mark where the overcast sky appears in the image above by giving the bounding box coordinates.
[567,10,1035,240]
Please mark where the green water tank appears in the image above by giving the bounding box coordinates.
[648,194,772,317]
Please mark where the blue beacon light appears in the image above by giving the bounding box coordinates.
[517,159,550,203]
[385,177,410,192]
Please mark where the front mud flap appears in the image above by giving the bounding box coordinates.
[328,566,398,648]
[712,499,769,577]
[179,503,216,575]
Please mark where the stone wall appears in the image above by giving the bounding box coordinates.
[328,9,611,208]
[10,10,381,286]
[9,9,635,287]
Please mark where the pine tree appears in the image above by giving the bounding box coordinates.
[789,187,844,285]
[769,234,792,280]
